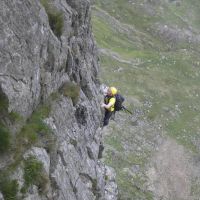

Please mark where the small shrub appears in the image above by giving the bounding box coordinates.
[59,82,80,105]
[0,88,9,123]
[147,111,156,121]
[105,175,109,181]
[41,0,64,38]
[0,177,18,200]
[14,98,54,164]
[17,104,51,146]
[0,125,10,153]
[19,125,38,146]
[22,156,48,194]
[8,111,23,123]
[24,156,42,186]
[69,138,78,147]
[0,88,8,112]
[49,12,64,38]
[50,91,60,101]
[43,134,56,154]
[92,179,98,196]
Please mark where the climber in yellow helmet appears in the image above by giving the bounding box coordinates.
[101,87,117,126]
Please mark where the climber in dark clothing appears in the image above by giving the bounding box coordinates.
[101,87,117,127]
[98,87,118,159]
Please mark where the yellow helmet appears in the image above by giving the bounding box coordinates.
[110,87,117,95]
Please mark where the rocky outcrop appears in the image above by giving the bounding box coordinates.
[0,0,117,199]
[151,23,200,48]
[104,166,118,200]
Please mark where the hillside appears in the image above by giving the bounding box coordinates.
[0,0,116,199]
[92,0,200,199]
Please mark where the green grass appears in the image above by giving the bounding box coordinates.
[0,173,18,200]
[95,0,200,30]
[92,14,138,51]
[166,104,200,153]
[166,0,200,29]
[99,50,200,153]
[22,156,48,194]
[191,177,200,197]
[0,125,11,154]
[0,92,58,198]
[105,148,147,169]
[94,0,200,51]
[12,93,57,169]
[95,0,156,30]
[41,0,64,38]
[0,180,18,200]
[100,51,200,147]
[16,104,51,148]
[0,99,55,197]
[92,8,166,54]
[105,140,152,199]
[0,87,10,125]
[0,88,9,112]
[48,12,63,38]
[92,0,200,198]
[59,82,80,105]
[105,135,124,152]
[117,170,153,200]
[8,112,23,123]
[0,89,23,154]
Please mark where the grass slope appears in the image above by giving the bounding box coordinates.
[92,0,200,199]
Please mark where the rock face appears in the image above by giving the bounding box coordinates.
[0,0,99,117]
[0,0,117,199]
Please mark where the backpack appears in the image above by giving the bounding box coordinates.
[114,94,125,111]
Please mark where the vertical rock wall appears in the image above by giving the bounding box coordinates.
[0,0,99,117]
[0,0,117,199]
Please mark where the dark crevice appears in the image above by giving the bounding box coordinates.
[75,105,88,126]
[57,150,67,167]
[86,146,95,160]
[0,85,9,124]
[44,44,55,73]
[81,85,93,101]
[79,173,101,198]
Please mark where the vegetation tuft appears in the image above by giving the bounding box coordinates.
[41,0,64,38]
[0,88,9,113]
[0,125,11,154]
[49,12,64,38]
[59,82,80,105]
[16,104,52,149]
[0,87,10,125]
[8,112,23,123]
[0,88,23,154]
[0,174,19,200]
[0,92,58,197]
[22,156,48,194]
[13,92,58,164]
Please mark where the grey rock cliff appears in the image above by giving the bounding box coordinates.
[0,0,99,117]
[0,0,117,199]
